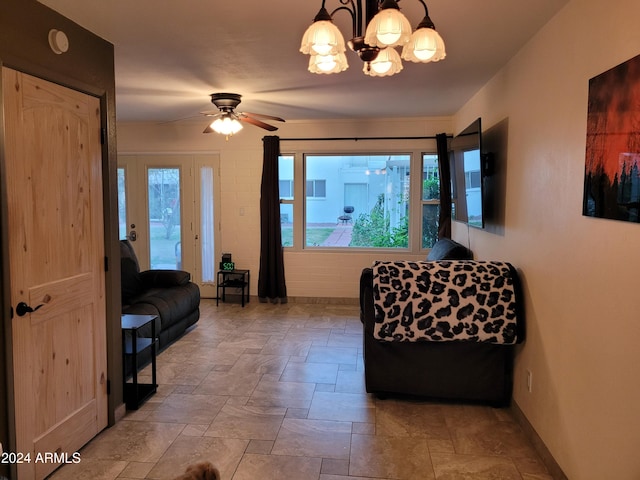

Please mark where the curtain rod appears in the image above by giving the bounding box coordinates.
[278,135,452,141]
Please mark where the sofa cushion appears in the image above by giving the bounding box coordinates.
[427,238,473,261]
[120,239,141,271]
[128,283,200,332]
[121,257,144,304]
[140,269,191,288]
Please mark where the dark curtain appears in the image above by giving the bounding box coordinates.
[258,135,288,303]
[436,132,452,239]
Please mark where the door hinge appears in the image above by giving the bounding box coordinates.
[100,127,107,145]
[107,379,111,395]
[104,256,109,272]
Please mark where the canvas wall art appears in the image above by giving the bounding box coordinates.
[583,53,640,223]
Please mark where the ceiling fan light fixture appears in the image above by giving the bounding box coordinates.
[210,114,243,136]
[364,46,403,77]
[364,0,412,48]
[308,52,348,74]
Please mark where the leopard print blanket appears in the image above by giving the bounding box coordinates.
[372,260,522,344]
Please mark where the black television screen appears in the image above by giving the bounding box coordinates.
[450,118,485,228]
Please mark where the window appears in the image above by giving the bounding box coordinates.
[421,154,440,249]
[279,179,293,199]
[305,154,410,248]
[117,167,127,239]
[278,148,440,252]
[279,155,294,247]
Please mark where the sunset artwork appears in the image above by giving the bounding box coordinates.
[583,53,640,223]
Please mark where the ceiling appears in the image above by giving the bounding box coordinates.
[38,0,568,124]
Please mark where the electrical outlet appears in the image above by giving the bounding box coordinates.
[526,370,533,393]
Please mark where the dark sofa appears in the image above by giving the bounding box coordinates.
[120,240,200,354]
[359,238,524,406]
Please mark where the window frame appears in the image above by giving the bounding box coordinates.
[278,141,440,254]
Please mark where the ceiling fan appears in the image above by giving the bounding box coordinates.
[201,93,285,135]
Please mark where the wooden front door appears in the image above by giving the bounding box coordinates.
[3,68,108,479]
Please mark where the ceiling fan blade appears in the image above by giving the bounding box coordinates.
[242,112,286,123]
[203,123,214,133]
[200,110,221,116]
[240,116,279,131]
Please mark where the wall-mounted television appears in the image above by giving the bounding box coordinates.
[450,118,492,229]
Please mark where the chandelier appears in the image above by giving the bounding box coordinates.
[300,0,445,77]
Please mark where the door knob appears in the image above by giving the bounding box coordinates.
[15,301,44,317]
[128,230,137,241]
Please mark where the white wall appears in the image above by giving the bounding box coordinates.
[454,0,640,478]
[117,117,452,299]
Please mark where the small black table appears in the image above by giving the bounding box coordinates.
[121,314,158,409]
[216,269,250,307]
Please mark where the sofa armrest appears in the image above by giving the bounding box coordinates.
[359,267,374,327]
[426,238,473,260]
[139,269,191,288]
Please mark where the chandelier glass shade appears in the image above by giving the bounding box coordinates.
[365,47,403,76]
[364,6,412,48]
[300,0,445,77]
[300,19,347,56]
[401,15,446,62]
[308,52,349,74]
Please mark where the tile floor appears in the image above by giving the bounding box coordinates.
[48,299,553,480]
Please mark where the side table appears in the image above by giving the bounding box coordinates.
[121,313,158,409]
[216,269,250,307]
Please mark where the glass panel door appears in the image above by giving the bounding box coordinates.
[118,154,220,298]
[199,165,215,283]
[147,167,182,269]
[118,167,127,239]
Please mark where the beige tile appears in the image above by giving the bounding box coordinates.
[247,377,316,408]
[308,391,375,423]
[261,336,313,356]
[306,345,359,365]
[118,461,154,478]
[147,435,246,480]
[304,315,347,330]
[284,328,331,344]
[320,476,372,480]
[78,421,184,462]
[272,418,352,459]
[335,369,366,394]
[449,418,538,458]
[375,398,450,440]
[145,393,227,424]
[46,459,127,480]
[232,453,322,480]
[182,424,209,437]
[204,404,286,440]
[431,452,522,479]
[349,433,435,479]
[217,332,271,350]
[321,457,350,475]
[228,352,290,375]
[193,370,261,396]
[513,455,552,476]
[352,421,375,435]
[150,361,213,386]
[280,360,339,384]
[327,331,363,348]
[245,439,274,454]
